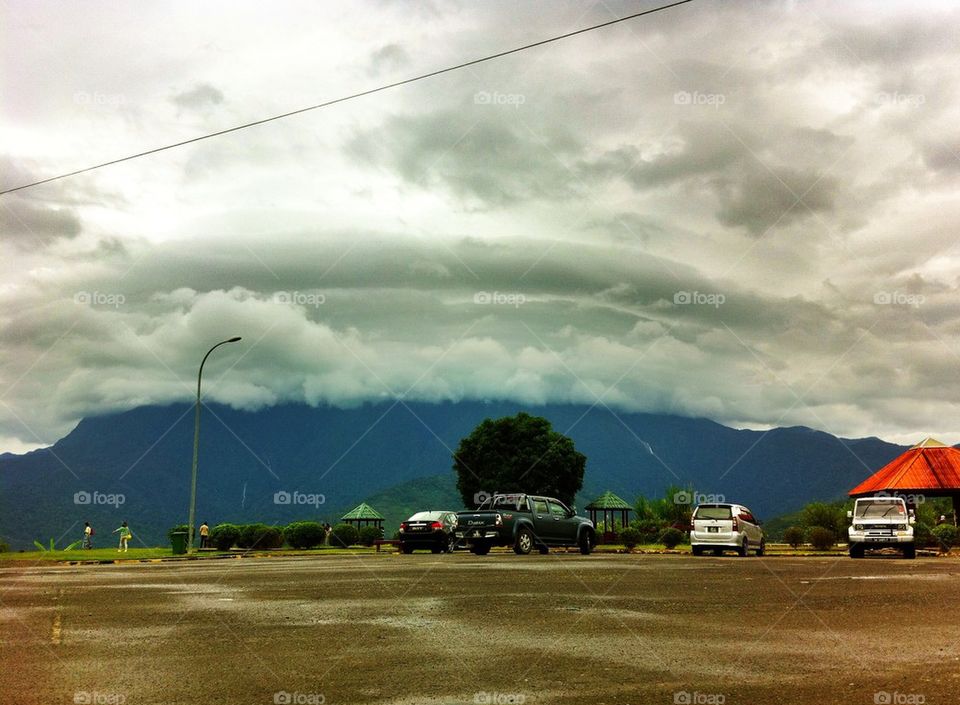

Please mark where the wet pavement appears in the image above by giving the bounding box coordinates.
[2,552,959,704]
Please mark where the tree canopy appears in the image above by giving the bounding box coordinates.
[452,412,586,508]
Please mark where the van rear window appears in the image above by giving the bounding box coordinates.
[695,506,732,520]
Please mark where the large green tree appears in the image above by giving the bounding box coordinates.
[453,412,586,508]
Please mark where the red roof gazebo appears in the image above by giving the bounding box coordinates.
[849,437,960,524]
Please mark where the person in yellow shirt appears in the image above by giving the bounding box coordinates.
[199,522,210,549]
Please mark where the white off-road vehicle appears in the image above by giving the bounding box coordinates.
[847,496,915,559]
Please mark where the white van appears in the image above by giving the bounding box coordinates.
[690,503,765,557]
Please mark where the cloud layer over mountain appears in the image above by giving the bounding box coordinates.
[2,0,960,451]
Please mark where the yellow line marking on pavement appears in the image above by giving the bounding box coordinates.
[50,613,62,645]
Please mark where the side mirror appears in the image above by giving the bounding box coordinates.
[846,510,853,519]
[909,516,916,525]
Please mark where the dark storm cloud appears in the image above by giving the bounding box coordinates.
[0,197,82,244]
[368,43,409,76]
[171,83,225,110]
[347,110,584,206]
[714,163,838,235]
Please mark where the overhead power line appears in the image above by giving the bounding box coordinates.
[1,0,694,196]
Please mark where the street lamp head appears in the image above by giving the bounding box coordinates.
[227,336,242,343]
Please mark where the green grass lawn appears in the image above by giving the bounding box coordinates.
[0,545,394,562]
[0,547,191,562]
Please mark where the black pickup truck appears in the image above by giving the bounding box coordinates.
[454,493,596,555]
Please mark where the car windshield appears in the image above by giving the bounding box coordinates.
[855,501,905,519]
[695,506,732,520]
[408,511,445,521]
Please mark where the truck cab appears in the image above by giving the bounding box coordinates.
[847,495,915,559]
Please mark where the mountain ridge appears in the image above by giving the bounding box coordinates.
[0,401,908,549]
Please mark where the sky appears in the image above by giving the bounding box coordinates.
[2,0,960,454]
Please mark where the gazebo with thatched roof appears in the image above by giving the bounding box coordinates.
[341,503,386,534]
[585,490,633,543]
[849,437,960,525]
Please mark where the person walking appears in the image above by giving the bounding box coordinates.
[83,522,93,549]
[199,522,210,549]
[113,521,132,552]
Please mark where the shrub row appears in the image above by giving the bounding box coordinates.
[169,521,385,550]
[616,524,685,550]
[781,525,840,550]
[782,522,960,551]
[195,523,286,550]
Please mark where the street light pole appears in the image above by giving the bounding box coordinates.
[187,336,241,553]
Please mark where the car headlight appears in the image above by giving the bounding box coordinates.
[896,524,906,531]
[854,524,864,531]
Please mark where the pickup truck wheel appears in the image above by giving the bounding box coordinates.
[691,546,703,556]
[514,527,534,555]
[431,546,441,554]
[738,538,749,557]
[849,543,864,558]
[903,544,916,559]
[579,530,594,555]
[401,545,414,554]
[471,542,490,556]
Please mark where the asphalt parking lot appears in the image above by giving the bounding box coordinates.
[2,552,959,705]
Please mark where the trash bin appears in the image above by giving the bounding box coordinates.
[170,531,188,555]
